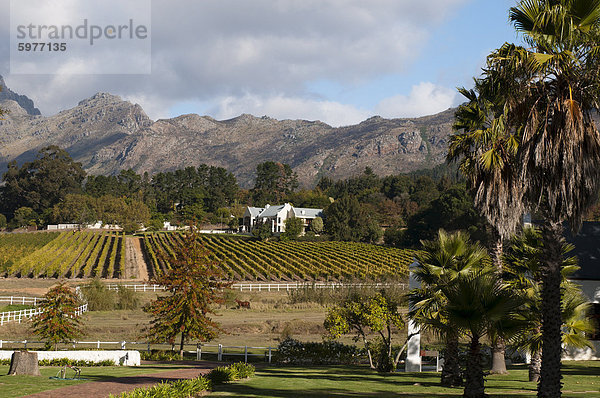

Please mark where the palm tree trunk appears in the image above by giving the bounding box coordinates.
[490,337,508,374]
[490,236,508,375]
[441,331,462,387]
[464,334,485,398]
[538,221,564,398]
[529,349,542,382]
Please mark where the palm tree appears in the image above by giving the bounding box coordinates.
[495,2,600,396]
[450,73,525,375]
[504,227,594,382]
[442,271,528,398]
[409,229,489,386]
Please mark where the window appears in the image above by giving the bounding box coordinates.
[278,217,281,224]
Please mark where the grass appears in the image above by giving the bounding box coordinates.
[210,362,600,397]
[0,364,195,398]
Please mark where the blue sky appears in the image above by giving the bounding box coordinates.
[1,0,524,126]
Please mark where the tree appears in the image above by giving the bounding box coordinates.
[324,196,382,243]
[31,283,84,350]
[280,217,303,241]
[324,291,404,372]
[143,230,229,357]
[504,227,594,382]
[1,146,85,218]
[11,207,39,229]
[488,2,600,396]
[410,230,488,387]
[442,272,527,398]
[310,216,323,234]
[449,76,525,374]
[251,161,298,205]
[252,221,273,241]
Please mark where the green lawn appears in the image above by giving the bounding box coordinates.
[211,361,600,397]
[0,364,193,398]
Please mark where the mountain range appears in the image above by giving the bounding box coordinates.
[0,77,455,187]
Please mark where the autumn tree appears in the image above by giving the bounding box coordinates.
[143,230,230,357]
[31,283,84,350]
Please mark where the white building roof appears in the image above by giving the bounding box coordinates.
[258,204,288,218]
[292,207,323,218]
[246,207,264,217]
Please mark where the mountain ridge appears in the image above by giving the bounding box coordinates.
[0,82,455,187]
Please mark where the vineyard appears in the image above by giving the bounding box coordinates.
[2,231,125,278]
[0,232,60,272]
[142,233,414,281]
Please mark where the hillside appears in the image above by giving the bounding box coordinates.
[0,77,455,187]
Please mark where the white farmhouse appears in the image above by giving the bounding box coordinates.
[241,203,323,234]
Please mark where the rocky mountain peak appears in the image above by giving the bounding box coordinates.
[0,76,41,116]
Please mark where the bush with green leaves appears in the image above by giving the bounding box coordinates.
[116,286,140,310]
[274,337,361,365]
[109,375,211,398]
[230,362,255,379]
[139,350,182,362]
[110,363,254,397]
[81,279,116,311]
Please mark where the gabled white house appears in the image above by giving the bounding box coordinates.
[241,203,323,234]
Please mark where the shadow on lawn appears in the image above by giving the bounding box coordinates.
[214,383,539,398]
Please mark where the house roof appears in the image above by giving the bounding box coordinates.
[246,207,264,217]
[565,222,600,281]
[292,207,323,218]
[258,204,287,218]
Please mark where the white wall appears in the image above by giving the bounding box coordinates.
[0,350,140,366]
[569,280,600,303]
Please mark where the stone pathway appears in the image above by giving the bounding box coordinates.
[23,363,216,398]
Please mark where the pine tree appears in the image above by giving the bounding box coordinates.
[143,229,230,357]
[31,283,83,350]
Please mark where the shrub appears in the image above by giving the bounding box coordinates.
[207,366,236,384]
[230,362,255,379]
[274,337,361,365]
[0,358,117,367]
[139,350,181,362]
[81,279,116,311]
[116,286,140,310]
[110,375,211,398]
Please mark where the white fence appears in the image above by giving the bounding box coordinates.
[0,304,87,326]
[105,284,166,292]
[105,282,408,293]
[231,282,408,292]
[0,339,276,363]
[0,296,41,306]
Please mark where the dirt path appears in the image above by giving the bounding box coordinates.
[124,237,148,281]
[23,364,216,398]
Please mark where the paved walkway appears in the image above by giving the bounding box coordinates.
[23,362,217,398]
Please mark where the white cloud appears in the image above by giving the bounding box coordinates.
[0,0,468,120]
[375,82,457,118]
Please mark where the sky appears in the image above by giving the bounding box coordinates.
[0,0,520,127]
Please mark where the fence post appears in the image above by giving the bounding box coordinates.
[268,347,272,363]
[244,346,248,363]
[22,297,25,305]
[121,341,126,350]
[197,344,202,361]
[24,340,27,349]
[10,296,12,305]
[218,344,223,361]
[97,340,100,349]
[147,343,151,353]
[0,340,3,349]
